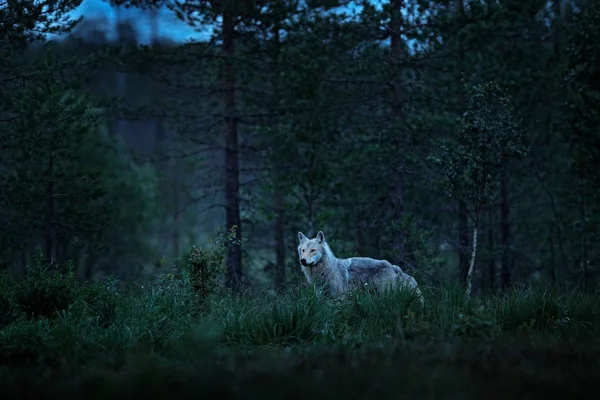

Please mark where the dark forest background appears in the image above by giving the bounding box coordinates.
[2,0,599,295]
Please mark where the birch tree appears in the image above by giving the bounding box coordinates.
[431,82,527,298]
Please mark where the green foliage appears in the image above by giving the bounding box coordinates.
[184,226,242,301]
[0,51,109,255]
[15,254,80,320]
[389,213,443,280]
[562,2,600,273]
[565,4,600,179]
[0,262,599,397]
[0,47,160,273]
[80,277,120,328]
[0,272,18,328]
[0,267,599,364]
[451,305,499,340]
[78,133,160,277]
[0,0,83,75]
[0,0,83,43]
[431,81,528,223]
[1,0,161,280]
[3,253,119,329]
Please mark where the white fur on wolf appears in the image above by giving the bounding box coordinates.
[297,231,424,303]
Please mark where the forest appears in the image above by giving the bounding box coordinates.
[1,0,600,398]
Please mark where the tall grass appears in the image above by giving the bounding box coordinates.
[0,262,599,399]
[1,266,599,366]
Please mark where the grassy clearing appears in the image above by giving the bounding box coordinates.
[0,262,599,399]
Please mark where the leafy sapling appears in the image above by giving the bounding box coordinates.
[430,81,528,298]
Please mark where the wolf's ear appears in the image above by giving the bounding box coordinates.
[298,231,308,243]
[316,231,325,243]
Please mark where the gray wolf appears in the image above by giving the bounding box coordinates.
[297,231,424,303]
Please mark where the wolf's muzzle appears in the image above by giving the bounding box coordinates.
[301,258,315,267]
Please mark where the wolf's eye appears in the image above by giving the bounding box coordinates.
[310,249,316,253]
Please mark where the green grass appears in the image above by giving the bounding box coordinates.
[0,266,599,399]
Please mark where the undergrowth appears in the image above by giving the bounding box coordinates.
[0,245,599,398]
[0,260,598,367]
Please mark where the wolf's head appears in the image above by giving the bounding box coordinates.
[297,231,326,267]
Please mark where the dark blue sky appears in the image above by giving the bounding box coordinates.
[71,0,381,44]
[73,0,207,43]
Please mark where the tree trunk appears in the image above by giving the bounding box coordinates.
[113,4,125,140]
[487,205,495,291]
[459,200,469,284]
[44,155,56,265]
[456,0,469,285]
[20,248,27,276]
[552,0,563,60]
[173,186,180,258]
[389,0,406,266]
[579,183,588,290]
[500,164,511,290]
[550,223,556,286]
[304,187,315,237]
[271,20,285,293]
[56,238,69,266]
[465,225,478,299]
[356,216,366,255]
[222,9,242,291]
[274,189,285,292]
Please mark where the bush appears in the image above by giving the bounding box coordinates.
[0,255,122,331]
[184,226,241,302]
[80,278,120,328]
[16,258,80,320]
[0,272,18,328]
[451,305,499,339]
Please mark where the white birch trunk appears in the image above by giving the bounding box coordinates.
[465,226,478,299]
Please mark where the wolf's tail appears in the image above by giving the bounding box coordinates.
[409,279,425,306]
[397,272,425,306]
[413,285,425,306]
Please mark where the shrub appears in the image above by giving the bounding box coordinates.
[80,277,120,328]
[16,257,79,320]
[451,305,499,339]
[0,272,18,328]
[185,226,241,301]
